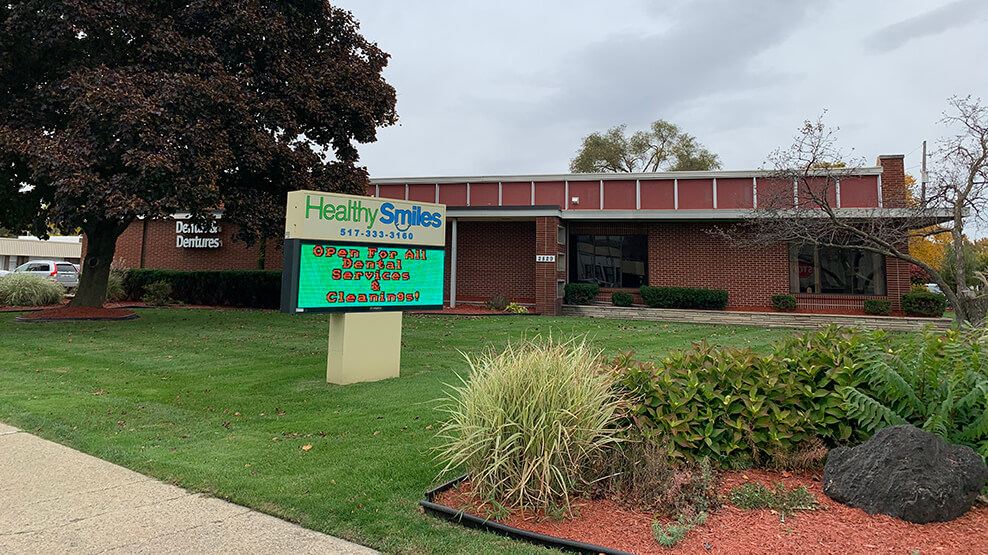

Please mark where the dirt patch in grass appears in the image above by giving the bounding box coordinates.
[15,306,137,321]
[435,469,988,554]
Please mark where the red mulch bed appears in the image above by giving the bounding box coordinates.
[435,469,988,554]
[14,306,137,321]
[412,304,518,316]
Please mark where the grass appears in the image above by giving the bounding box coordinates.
[0,309,798,553]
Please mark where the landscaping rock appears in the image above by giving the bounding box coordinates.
[823,424,988,524]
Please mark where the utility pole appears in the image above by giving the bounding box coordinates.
[921,140,927,205]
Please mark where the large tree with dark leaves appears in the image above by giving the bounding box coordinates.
[0,1,396,306]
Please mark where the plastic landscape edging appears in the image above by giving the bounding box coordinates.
[420,475,635,555]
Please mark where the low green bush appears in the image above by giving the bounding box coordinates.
[436,337,623,514]
[485,294,508,311]
[610,326,869,465]
[564,283,599,305]
[639,286,728,310]
[771,294,797,312]
[901,291,948,317]
[504,302,528,314]
[124,269,280,308]
[862,299,891,315]
[611,291,634,307]
[141,280,174,306]
[0,274,65,306]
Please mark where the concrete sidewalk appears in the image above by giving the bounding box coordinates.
[0,422,377,554]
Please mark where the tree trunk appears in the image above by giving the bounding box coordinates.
[70,222,127,308]
[961,296,988,327]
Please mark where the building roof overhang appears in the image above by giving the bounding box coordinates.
[371,167,884,185]
[446,207,954,223]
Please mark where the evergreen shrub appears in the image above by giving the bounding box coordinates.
[862,299,892,315]
[564,283,599,305]
[611,291,634,307]
[639,286,728,310]
[124,269,280,308]
[771,294,797,312]
[901,291,948,317]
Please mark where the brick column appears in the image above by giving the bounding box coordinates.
[535,216,563,315]
[878,154,906,208]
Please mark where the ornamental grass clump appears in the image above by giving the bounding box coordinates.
[436,337,623,514]
[0,273,65,306]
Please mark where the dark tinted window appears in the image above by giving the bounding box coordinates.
[790,244,886,295]
[570,235,648,288]
[56,264,76,273]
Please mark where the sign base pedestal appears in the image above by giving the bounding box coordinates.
[327,312,402,385]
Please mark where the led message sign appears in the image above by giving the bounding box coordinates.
[285,190,446,247]
[281,191,447,314]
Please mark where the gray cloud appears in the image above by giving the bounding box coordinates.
[522,0,822,131]
[864,0,988,53]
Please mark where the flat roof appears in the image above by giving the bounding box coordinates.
[370,166,884,185]
[0,236,82,258]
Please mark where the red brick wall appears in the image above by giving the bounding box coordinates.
[645,223,790,308]
[96,219,275,271]
[451,220,536,304]
[535,216,564,314]
[878,155,906,208]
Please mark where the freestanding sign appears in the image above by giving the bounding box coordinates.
[282,190,446,384]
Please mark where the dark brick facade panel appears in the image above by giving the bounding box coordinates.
[100,219,269,271]
[452,220,536,304]
[646,223,790,308]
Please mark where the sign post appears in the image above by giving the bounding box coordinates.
[282,190,446,384]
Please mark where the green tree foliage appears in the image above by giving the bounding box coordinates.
[569,120,722,173]
[0,2,397,306]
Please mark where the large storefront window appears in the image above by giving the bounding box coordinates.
[790,244,886,295]
[570,235,647,288]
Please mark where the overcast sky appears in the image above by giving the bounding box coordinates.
[333,0,988,181]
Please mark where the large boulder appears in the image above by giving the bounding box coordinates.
[823,424,987,523]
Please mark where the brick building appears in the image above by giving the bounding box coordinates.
[100,155,913,316]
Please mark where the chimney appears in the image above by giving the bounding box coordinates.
[878,154,906,208]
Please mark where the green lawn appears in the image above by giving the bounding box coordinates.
[0,309,798,554]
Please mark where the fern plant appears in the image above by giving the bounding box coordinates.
[842,326,988,459]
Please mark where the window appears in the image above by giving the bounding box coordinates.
[570,234,647,288]
[790,244,886,295]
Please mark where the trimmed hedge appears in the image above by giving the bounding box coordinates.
[611,291,633,307]
[564,283,599,305]
[124,269,281,308]
[771,294,797,312]
[639,286,728,310]
[901,291,948,317]
[862,299,892,315]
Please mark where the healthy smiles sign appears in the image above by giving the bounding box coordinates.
[285,190,446,247]
[281,190,446,313]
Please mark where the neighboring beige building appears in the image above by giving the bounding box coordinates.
[0,236,82,271]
